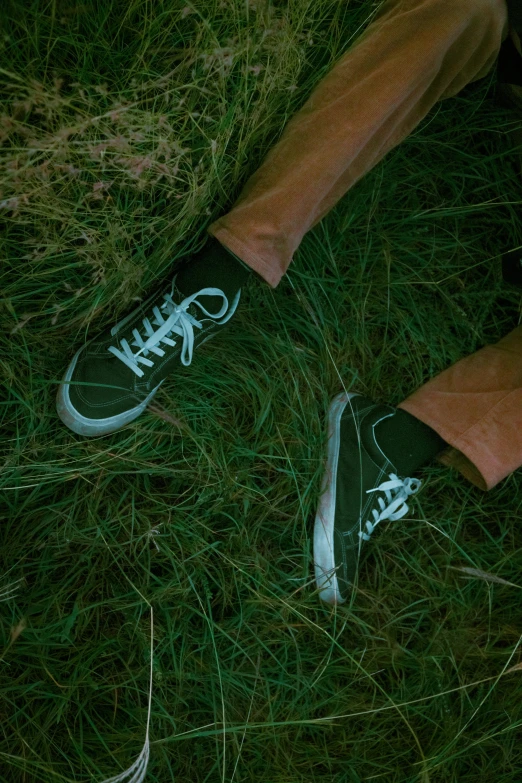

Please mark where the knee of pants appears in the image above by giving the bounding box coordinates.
[429,0,509,58]
[451,0,508,25]
[397,0,507,21]
[374,0,508,35]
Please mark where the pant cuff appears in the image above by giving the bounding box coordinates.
[207,225,283,288]
[397,400,489,491]
[436,447,488,491]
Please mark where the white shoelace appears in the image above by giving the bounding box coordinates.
[358,473,422,541]
[108,286,239,378]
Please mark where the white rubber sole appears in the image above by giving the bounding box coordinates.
[56,348,162,437]
[313,391,360,605]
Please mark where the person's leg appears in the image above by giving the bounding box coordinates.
[398,326,522,491]
[209,0,509,288]
[58,0,511,438]
[313,326,522,604]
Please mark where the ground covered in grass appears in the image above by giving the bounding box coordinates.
[1,1,522,781]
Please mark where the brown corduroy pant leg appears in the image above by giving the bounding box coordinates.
[208,0,517,491]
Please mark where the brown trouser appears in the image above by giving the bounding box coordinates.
[209,0,517,491]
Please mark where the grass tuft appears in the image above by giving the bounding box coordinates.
[2,1,522,781]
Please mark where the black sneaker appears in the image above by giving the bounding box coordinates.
[57,280,241,436]
[313,392,422,604]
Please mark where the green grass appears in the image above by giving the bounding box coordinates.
[2,0,522,781]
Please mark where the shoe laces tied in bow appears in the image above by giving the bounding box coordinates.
[107,286,238,378]
[358,473,421,541]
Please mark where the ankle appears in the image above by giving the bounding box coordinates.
[374,407,447,476]
[175,236,251,311]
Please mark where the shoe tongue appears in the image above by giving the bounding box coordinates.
[181,291,224,317]
[174,294,212,323]
[359,404,398,471]
[109,289,203,369]
[116,285,184,341]
[173,275,231,317]
[109,282,216,369]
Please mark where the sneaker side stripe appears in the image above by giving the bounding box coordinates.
[56,348,163,436]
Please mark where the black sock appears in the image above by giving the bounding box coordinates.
[374,408,447,476]
[175,235,252,313]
